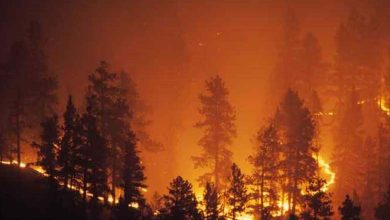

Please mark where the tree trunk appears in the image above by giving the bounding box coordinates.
[16,88,21,167]
[214,142,219,190]
[64,170,69,189]
[260,171,264,218]
[112,161,116,203]
[280,187,285,216]
[83,168,87,202]
[292,178,298,214]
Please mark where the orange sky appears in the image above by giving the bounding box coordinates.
[0,0,376,196]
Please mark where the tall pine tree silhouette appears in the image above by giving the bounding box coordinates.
[338,195,361,220]
[2,21,57,166]
[163,176,201,220]
[33,114,60,186]
[120,131,146,206]
[58,95,77,189]
[248,120,281,217]
[193,75,236,190]
[87,61,129,202]
[203,182,219,220]
[301,177,333,220]
[82,96,109,205]
[375,185,390,220]
[228,163,248,220]
[275,89,317,214]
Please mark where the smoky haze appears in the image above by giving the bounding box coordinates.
[0,0,377,197]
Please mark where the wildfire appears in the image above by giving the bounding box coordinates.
[378,96,390,115]
[2,153,336,220]
[1,160,26,168]
[314,112,335,116]
[0,160,121,204]
[317,156,335,191]
[237,213,254,220]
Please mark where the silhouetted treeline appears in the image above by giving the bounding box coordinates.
[269,5,390,220]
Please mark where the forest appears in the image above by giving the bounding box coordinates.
[0,0,390,220]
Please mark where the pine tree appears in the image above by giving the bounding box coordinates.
[271,8,302,100]
[276,89,318,214]
[33,114,60,183]
[120,131,146,206]
[26,21,58,126]
[87,61,129,202]
[163,176,201,220]
[248,120,281,218]
[338,195,361,220]
[300,33,325,95]
[228,163,248,220]
[376,119,390,198]
[2,21,57,166]
[4,41,33,167]
[74,111,89,202]
[360,136,378,219]
[375,185,390,220]
[0,131,9,162]
[332,89,363,203]
[119,72,162,151]
[115,131,146,220]
[203,182,219,220]
[58,95,77,189]
[82,96,109,204]
[333,9,383,102]
[193,75,236,189]
[301,177,333,220]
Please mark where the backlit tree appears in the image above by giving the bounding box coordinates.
[193,75,236,190]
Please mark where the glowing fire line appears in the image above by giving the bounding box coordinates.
[3,153,335,220]
[378,96,390,115]
[317,156,335,191]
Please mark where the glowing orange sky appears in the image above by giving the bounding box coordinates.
[0,0,378,195]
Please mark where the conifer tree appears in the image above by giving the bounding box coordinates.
[333,9,383,102]
[33,114,60,183]
[228,163,248,220]
[163,176,201,220]
[2,21,57,166]
[332,89,363,203]
[193,75,236,189]
[375,185,390,220]
[338,195,361,220]
[300,33,325,95]
[271,8,302,99]
[301,177,333,220]
[376,120,390,198]
[360,136,378,219]
[26,21,58,125]
[276,89,318,214]
[119,72,162,151]
[203,182,219,220]
[115,131,146,220]
[120,131,146,206]
[248,121,281,218]
[87,61,129,201]
[82,96,109,204]
[58,95,77,189]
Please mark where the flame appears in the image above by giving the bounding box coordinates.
[237,213,254,220]
[128,202,140,208]
[314,112,335,116]
[1,160,26,168]
[2,154,335,218]
[378,96,390,115]
[1,160,122,205]
[317,156,335,191]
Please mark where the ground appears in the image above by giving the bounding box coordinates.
[0,164,85,220]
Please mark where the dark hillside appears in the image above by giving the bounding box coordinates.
[0,164,85,220]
